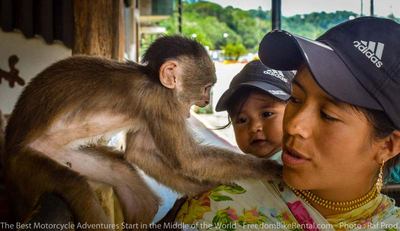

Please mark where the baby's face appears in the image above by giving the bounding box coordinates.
[232,91,286,158]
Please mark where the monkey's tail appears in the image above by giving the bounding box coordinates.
[4,148,112,231]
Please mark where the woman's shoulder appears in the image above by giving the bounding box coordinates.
[340,194,400,229]
[175,177,300,230]
[377,195,400,225]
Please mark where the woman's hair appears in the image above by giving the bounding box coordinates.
[359,108,400,183]
[218,87,286,129]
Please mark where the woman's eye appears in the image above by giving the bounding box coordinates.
[289,96,301,104]
[320,111,338,121]
[262,111,273,118]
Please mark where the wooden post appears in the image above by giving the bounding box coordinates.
[73,0,125,60]
[370,0,374,16]
[271,0,281,30]
[178,0,182,34]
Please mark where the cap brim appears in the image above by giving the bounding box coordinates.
[258,30,382,110]
[215,82,290,112]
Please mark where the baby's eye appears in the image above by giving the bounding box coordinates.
[261,111,273,118]
[235,116,247,124]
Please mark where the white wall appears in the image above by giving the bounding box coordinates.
[0,30,71,114]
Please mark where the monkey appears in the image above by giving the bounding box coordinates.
[4,36,280,229]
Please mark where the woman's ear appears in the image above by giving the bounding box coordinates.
[377,130,400,163]
[159,60,178,89]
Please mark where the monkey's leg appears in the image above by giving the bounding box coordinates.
[5,149,111,230]
[71,145,160,225]
[125,131,216,195]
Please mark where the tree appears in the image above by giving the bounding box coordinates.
[153,2,400,53]
[223,43,247,61]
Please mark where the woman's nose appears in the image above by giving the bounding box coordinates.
[284,104,313,139]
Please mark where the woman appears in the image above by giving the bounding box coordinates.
[176,17,400,230]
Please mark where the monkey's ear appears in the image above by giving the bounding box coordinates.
[159,60,179,89]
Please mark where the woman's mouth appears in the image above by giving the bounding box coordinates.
[282,147,310,166]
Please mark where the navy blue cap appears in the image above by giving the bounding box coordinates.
[216,60,294,112]
[259,17,400,129]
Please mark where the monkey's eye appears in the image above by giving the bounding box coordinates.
[203,84,213,94]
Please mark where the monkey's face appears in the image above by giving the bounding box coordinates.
[176,81,214,117]
[193,83,213,107]
[176,58,216,115]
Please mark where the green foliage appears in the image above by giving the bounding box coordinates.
[282,11,358,39]
[159,11,238,49]
[152,1,400,54]
[184,1,224,18]
[388,13,400,23]
[249,7,271,20]
[162,1,271,51]
[223,43,247,61]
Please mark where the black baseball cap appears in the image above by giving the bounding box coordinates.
[259,17,400,129]
[215,60,294,112]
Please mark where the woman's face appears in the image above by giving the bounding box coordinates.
[232,91,286,158]
[282,66,382,192]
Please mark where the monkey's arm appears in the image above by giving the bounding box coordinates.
[145,113,281,184]
[125,131,217,195]
[195,145,281,181]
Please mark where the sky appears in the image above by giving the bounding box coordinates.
[207,0,400,17]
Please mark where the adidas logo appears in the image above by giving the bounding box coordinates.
[268,90,287,95]
[353,40,384,68]
[263,69,288,83]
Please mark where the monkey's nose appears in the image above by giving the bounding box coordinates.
[195,100,209,108]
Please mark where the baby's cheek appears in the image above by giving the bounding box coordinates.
[264,120,283,144]
[233,131,249,152]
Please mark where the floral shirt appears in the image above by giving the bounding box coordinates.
[176,178,400,231]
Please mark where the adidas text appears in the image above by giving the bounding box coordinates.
[353,41,383,68]
[263,70,288,83]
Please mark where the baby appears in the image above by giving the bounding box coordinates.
[216,60,294,159]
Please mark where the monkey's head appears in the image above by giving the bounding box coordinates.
[142,35,217,115]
